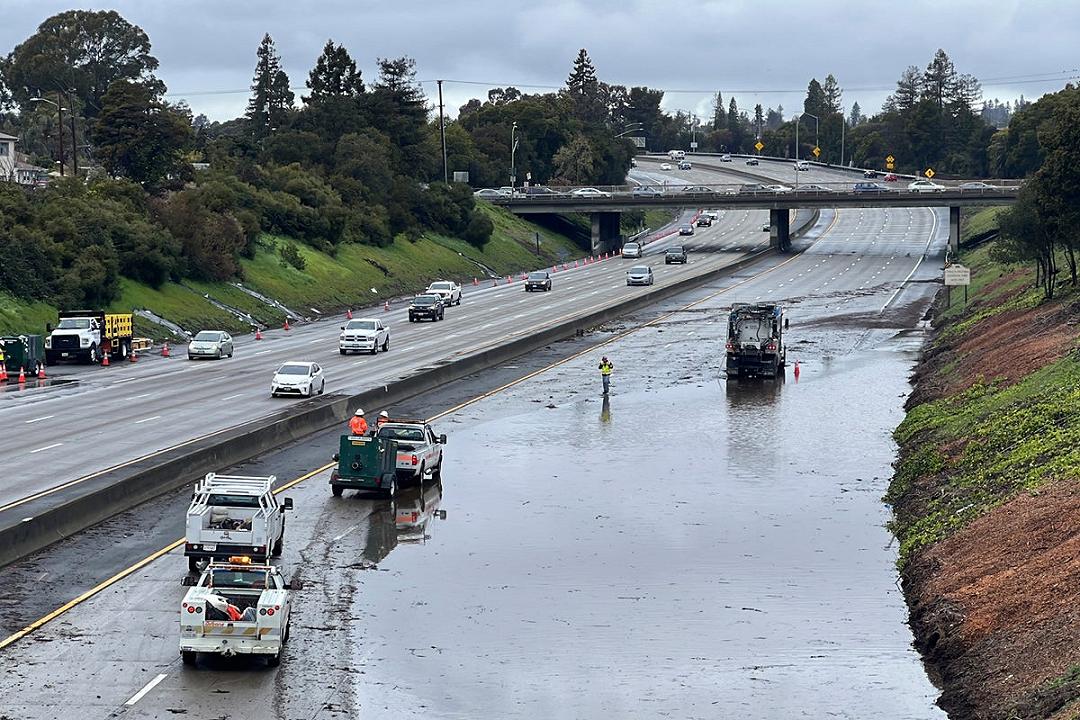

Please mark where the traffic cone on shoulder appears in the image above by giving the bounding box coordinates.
[384,300,390,312]
[255,328,263,340]
[575,259,580,268]
[129,350,137,363]
[473,277,478,286]
[162,341,170,358]
[101,353,109,367]
[283,319,290,331]
[18,367,26,383]
[552,266,557,274]
[38,363,46,378]
[346,308,353,320]
[794,360,801,381]
[0,364,8,382]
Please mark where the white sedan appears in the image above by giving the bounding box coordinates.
[908,179,947,193]
[571,187,611,198]
[339,318,390,355]
[473,188,509,198]
[659,163,672,171]
[271,361,325,398]
[763,184,792,194]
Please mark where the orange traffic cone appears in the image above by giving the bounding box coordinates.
[38,363,46,378]
[18,367,26,383]
[552,266,557,274]
[255,328,263,340]
[162,341,170,358]
[384,300,390,312]
[794,360,801,381]
[473,277,478,286]
[0,364,8,382]
[101,353,109,367]
[129,350,137,363]
[346,308,353,320]
[283,319,290,331]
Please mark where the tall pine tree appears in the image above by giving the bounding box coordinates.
[822,74,842,114]
[246,33,294,135]
[566,48,597,96]
[304,39,363,104]
[712,91,726,129]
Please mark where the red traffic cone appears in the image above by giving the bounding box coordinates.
[18,367,26,383]
[38,363,46,378]
[575,259,579,268]
[255,328,263,340]
[283,319,290,331]
[162,341,170,358]
[384,300,390,312]
[0,364,8,382]
[473,277,478,286]
[101,353,110,367]
[794,360,801,381]
[129,350,137,363]
[346,308,353,320]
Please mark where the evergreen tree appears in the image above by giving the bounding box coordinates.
[766,106,784,130]
[753,104,764,137]
[804,78,827,117]
[884,66,922,113]
[566,48,597,97]
[246,33,294,135]
[712,91,726,129]
[848,102,863,126]
[368,56,432,174]
[922,49,957,112]
[304,39,363,104]
[727,97,745,151]
[822,74,842,114]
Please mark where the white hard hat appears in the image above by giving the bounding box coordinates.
[355,409,365,416]
[379,411,389,418]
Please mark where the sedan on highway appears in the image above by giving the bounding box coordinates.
[763,184,792,194]
[626,266,655,286]
[678,160,692,170]
[696,215,713,227]
[659,163,672,171]
[474,188,509,198]
[187,330,233,360]
[665,246,688,264]
[908,179,947,193]
[863,169,880,178]
[632,185,664,197]
[571,187,611,198]
[339,318,390,355]
[622,241,643,259]
[959,181,1000,191]
[883,173,900,182]
[720,154,733,162]
[525,270,552,292]
[745,158,759,166]
[270,361,325,398]
[854,182,891,193]
[678,224,695,236]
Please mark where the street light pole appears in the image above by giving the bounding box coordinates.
[30,95,67,176]
[510,121,518,193]
[840,107,846,168]
[437,79,448,184]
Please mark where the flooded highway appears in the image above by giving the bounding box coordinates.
[0,216,948,718]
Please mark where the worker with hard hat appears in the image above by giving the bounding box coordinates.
[348,409,368,436]
[376,410,390,429]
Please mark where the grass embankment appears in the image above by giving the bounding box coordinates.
[0,206,585,339]
[889,241,1080,719]
[961,206,1007,244]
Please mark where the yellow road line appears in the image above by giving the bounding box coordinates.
[0,216,837,651]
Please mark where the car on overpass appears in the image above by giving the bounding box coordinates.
[763,184,792,194]
[959,181,1000,191]
[908,179,947,193]
[270,361,325,398]
[863,169,880,178]
[632,185,664,197]
[854,181,891,193]
[626,266,655,286]
[679,185,713,194]
[622,241,643,259]
[571,187,611,198]
[793,184,836,193]
[740,183,768,193]
[745,158,759,166]
[474,188,509,198]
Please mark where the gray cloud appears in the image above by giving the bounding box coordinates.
[3,0,1077,121]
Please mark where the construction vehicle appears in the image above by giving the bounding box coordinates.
[725,303,787,378]
[330,432,400,497]
[180,556,301,666]
[184,474,292,572]
[376,420,447,482]
[45,310,133,365]
[1,335,46,378]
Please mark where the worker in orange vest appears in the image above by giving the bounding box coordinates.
[349,409,368,436]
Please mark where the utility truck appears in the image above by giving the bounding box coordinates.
[180,556,301,667]
[184,474,292,572]
[377,420,447,483]
[725,303,787,378]
[45,310,133,365]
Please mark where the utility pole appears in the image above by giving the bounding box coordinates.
[437,79,448,184]
[56,92,66,176]
[510,121,518,192]
[69,91,78,176]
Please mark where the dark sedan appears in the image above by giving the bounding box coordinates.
[525,271,552,292]
[665,246,688,264]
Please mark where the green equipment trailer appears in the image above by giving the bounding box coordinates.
[1,335,46,378]
[330,433,399,498]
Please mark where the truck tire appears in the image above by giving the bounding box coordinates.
[182,650,197,666]
[188,556,201,573]
[272,531,283,557]
[383,337,389,352]
[86,344,99,365]
[267,650,281,667]
[331,484,343,497]
[431,459,442,481]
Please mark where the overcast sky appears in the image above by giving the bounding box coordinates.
[4,0,1078,123]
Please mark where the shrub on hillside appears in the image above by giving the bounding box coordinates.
[462,211,494,249]
[279,241,306,270]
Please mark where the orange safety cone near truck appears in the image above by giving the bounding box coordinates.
[101,352,109,366]
[283,319,290,331]
[17,367,26,383]
[162,341,170,358]
[38,363,46,378]
[0,364,7,382]
[255,328,263,340]
[346,308,353,320]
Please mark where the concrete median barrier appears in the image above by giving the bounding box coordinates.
[0,211,821,567]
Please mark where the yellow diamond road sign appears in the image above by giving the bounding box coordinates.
[754,141,764,152]
[812,146,821,157]
[925,168,935,179]
[886,155,895,163]
[886,162,895,170]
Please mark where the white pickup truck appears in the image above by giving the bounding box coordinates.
[376,421,447,482]
[184,474,292,572]
[424,280,462,306]
[180,557,301,667]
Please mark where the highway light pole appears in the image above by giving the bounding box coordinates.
[510,121,519,194]
[840,107,846,168]
[437,80,448,184]
[29,95,67,177]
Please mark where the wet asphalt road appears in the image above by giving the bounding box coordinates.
[0,210,948,718]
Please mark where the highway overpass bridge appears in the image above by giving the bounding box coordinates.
[486,159,1021,253]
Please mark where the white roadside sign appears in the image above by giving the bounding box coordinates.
[944,264,971,286]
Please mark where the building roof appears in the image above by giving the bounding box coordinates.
[0,132,18,141]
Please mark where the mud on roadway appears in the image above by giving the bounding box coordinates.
[0,266,945,719]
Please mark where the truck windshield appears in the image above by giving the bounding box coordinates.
[346,320,377,331]
[56,319,90,330]
[412,296,436,306]
[210,569,268,589]
[207,494,261,508]
[429,282,451,290]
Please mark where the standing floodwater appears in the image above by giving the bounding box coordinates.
[347,291,945,719]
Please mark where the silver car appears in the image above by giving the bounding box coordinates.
[187,330,233,360]
[626,265,655,286]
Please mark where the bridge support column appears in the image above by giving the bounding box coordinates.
[591,211,621,254]
[949,206,961,255]
[769,208,791,252]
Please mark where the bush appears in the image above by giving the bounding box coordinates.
[279,241,307,270]
[462,211,494,248]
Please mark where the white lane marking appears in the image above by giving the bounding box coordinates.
[125,673,168,706]
[221,393,243,401]
[333,523,361,542]
[112,377,137,385]
[29,442,63,454]
[134,415,161,425]
[25,415,54,424]
[254,350,272,355]
[308,339,323,344]
[133,393,153,399]
[480,323,494,330]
